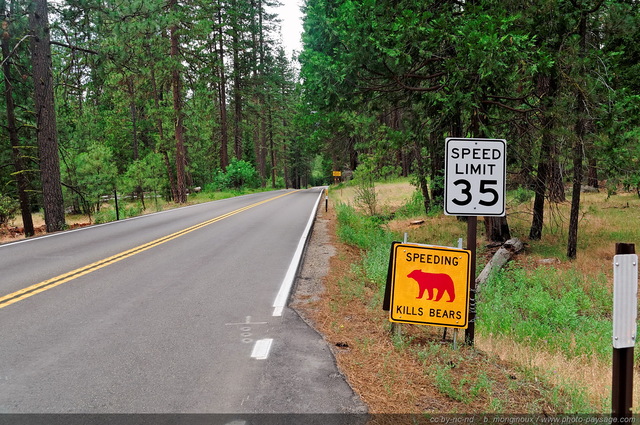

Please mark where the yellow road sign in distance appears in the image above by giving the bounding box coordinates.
[390,243,471,328]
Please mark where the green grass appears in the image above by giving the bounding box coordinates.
[89,186,280,225]
[477,264,614,361]
[335,203,396,288]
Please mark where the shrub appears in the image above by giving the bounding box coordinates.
[352,160,378,216]
[0,195,19,225]
[213,159,259,190]
[511,186,534,204]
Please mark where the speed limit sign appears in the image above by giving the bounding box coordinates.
[444,138,506,217]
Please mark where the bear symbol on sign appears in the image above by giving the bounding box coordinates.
[407,270,455,302]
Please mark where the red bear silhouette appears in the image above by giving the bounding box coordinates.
[407,270,455,302]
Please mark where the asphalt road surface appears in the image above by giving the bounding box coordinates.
[0,188,365,415]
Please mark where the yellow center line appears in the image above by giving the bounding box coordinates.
[0,191,297,309]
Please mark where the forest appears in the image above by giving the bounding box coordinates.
[300,0,639,258]
[1,0,639,259]
[1,0,307,236]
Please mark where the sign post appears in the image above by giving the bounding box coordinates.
[612,243,637,419]
[444,138,506,345]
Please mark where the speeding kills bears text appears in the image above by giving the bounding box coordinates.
[395,305,462,320]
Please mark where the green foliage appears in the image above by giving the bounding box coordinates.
[74,142,118,207]
[94,202,144,224]
[352,159,379,216]
[478,264,613,361]
[0,195,19,225]
[335,203,396,290]
[119,153,166,200]
[395,189,427,218]
[510,186,534,205]
[212,159,260,190]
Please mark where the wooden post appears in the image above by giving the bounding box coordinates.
[612,242,636,419]
[465,216,477,346]
[114,190,120,221]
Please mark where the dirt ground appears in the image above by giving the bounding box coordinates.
[0,216,91,245]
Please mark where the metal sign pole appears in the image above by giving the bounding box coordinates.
[465,216,477,346]
[612,242,636,419]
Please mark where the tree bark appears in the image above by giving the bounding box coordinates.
[472,98,511,243]
[30,0,66,232]
[476,238,524,287]
[231,0,243,160]
[169,4,187,204]
[548,149,565,203]
[126,76,139,161]
[216,3,229,169]
[529,72,558,240]
[149,58,178,202]
[413,141,431,215]
[2,9,35,237]
[567,11,588,260]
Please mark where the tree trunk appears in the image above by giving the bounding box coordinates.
[169,9,187,203]
[587,155,599,189]
[217,4,229,169]
[428,130,445,203]
[413,141,431,215]
[231,0,243,160]
[567,11,588,260]
[127,77,139,161]
[258,115,267,182]
[548,149,565,203]
[2,7,34,237]
[529,72,558,240]
[149,59,178,202]
[30,0,66,232]
[268,103,276,188]
[476,238,524,287]
[472,100,511,243]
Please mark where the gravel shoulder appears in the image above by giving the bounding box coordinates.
[290,202,368,414]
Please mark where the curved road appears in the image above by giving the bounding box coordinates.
[0,188,364,415]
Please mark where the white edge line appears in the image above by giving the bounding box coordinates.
[251,338,273,360]
[0,190,293,249]
[272,187,326,316]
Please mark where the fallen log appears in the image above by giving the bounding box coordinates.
[476,237,524,288]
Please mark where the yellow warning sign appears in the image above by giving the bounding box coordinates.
[388,243,471,328]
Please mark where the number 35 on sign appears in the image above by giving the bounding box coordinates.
[444,138,506,217]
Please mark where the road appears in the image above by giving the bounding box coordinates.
[0,188,364,415]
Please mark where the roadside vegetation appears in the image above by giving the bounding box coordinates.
[0,159,280,243]
[306,178,640,413]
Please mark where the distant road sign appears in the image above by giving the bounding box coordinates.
[445,138,506,217]
[389,243,471,328]
[332,171,342,177]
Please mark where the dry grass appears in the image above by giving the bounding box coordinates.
[332,181,417,213]
[476,334,640,412]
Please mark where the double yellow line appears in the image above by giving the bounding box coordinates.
[0,191,296,309]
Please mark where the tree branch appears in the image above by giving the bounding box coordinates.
[481,99,537,114]
[0,34,33,69]
[50,41,99,55]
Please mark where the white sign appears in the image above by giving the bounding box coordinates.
[444,138,506,216]
[613,254,638,349]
